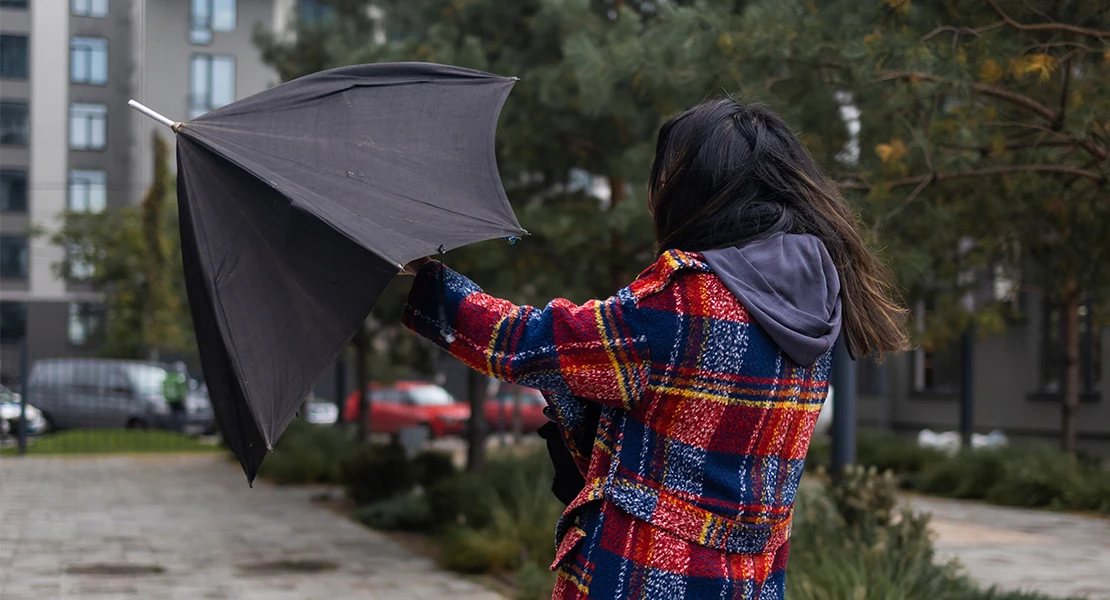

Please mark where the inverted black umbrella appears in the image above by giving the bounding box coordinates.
[129,63,526,483]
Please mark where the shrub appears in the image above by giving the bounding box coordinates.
[256,420,357,485]
[827,464,898,529]
[917,448,1008,499]
[352,493,433,532]
[513,561,557,600]
[433,449,562,575]
[410,449,457,488]
[426,474,495,529]
[856,430,948,479]
[342,443,414,505]
[789,469,1087,600]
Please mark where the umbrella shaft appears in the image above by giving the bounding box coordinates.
[128,99,177,129]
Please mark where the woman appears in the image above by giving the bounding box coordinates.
[402,99,907,600]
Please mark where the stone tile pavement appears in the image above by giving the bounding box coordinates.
[3,453,1108,599]
[0,454,503,600]
[907,494,1110,599]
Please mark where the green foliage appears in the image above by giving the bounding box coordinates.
[513,561,558,600]
[788,474,1087,600]
[828,464,899,528]
[256,420,358,485]
[414,446,1083,600]
[410,449,457,488]
[351,493,433,532]
[429,449,563,574]
[48,133,193,359]
[425,473,496,530]
[0,429,218,455]
[342,443,415,505]
[813,431,1110,514]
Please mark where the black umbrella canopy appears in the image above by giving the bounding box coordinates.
[169,62,526,483]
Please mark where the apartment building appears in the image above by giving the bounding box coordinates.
[0,0,293,383]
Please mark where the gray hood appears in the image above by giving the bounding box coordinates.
[702,233,841,366]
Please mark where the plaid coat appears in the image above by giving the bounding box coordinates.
[403,250,831,600]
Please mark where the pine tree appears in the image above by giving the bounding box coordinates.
[740,0,1109,454]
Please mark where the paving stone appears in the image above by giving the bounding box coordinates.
[0,454,504,600]
[906,493,1110,599]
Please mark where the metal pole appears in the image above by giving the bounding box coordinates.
[17,335,29,455]
[959,326,975,448]
[830,335,856,476]
[334,355,346,427]
[127,99,178,129]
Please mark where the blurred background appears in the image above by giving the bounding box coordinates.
[0,1,1107,599]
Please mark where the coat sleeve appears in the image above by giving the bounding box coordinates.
[402,261,650,411]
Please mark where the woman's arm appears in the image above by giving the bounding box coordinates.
[402,261,649,411]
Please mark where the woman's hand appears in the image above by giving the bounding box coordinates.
[400,257,433,276]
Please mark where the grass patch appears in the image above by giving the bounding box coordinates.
[0,429,219,455]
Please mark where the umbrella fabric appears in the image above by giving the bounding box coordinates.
[174,62,526,482]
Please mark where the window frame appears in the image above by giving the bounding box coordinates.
[69,102,108,150]
[67,302,104,346]
[71,0,109,18]
[0,102,29,146]
[70,36,109,85]
[0,234,29,279]
[1038,297,1101,398]
[0,169,28,213]
[0,301,26,343]
[190,0,237,45]
[189,53,236,119]
[0,34,29,80]
[68,169,107,213]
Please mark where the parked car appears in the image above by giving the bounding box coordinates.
[484,382,549,433]
[0,384,48,436]
[343,381,470,438]
[305,399,339,425]
[27,359,215,433]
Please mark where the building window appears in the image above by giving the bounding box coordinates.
[0,102,28,145]
[1,1,30,9]
[69,169,107,213]
[1,170,27,213]
[190,0,237,44]
[69,103,107,150]
[68,303,103,345]
[71,0,108,17]
[0,235,28,279]
[189,54,235,118]
[911,300,963,395]
[1040,298,1102,395]
[71,37,108,85]
[0,35,28,79]
[0,301,26,343]
[299,0,336,24]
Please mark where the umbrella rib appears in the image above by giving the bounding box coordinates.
[184,131,524,251]
[195,77,508,123]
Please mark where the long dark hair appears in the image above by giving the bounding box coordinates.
[648,99,908,358]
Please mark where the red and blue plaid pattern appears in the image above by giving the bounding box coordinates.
[404,250,831,599]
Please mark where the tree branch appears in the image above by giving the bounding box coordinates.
[987,0,1110,39]
[840,164,1106,190]
[921,22,1004,41]
[878,70,1060,122]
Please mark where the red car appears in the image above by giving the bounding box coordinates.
[343,381,470,438]
[484,382,549,433]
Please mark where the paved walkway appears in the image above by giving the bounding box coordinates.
[0,454,503,600]
[907,494,1110,599]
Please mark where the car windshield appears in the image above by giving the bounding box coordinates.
[129,365,169,397]
[407,385,454,406]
